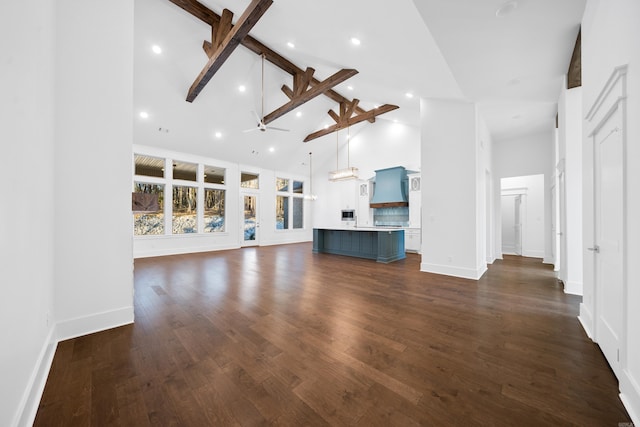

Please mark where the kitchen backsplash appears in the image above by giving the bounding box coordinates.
[373,206,409,227]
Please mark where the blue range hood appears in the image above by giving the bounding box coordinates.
[370,166,409,208]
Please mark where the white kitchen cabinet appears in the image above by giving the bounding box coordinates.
[405,228,421,253]
[408,173,421,228]
[356,179,373,227]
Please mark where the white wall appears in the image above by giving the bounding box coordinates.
[580,0,640,423]
[492,130,554,263]
[501,175,546,258]
[557,83,584,295]
[0,2,57,426]
[419,99,486,279]
[53,0,135,341]
[1,1,135,425]
[478,118,495,264]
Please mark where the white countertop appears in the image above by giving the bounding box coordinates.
[314,226,404,232]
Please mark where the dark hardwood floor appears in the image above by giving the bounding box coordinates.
[35,244,631,426]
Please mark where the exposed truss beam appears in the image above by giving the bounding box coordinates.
[263,68,358,125]
[168,0,373,119]
[567,28,581,89]
[185,0,272,102]
[203,8,233,57]
[303,104,398,142]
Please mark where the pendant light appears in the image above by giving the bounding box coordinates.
[328,126,359,181]
[304,151,317,200]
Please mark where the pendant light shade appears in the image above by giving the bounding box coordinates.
[329,127,358,181]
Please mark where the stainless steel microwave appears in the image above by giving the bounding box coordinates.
[341,209,355,221]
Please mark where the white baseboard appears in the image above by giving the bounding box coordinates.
[578,303,594,339]
[620,370,640,427]
[543,256,555,265]
[523,249,545,258]
[563,280,583,296]
[56,306,134,342]
[134,243,239,259]
[13,327,57,427]
[420,262,486,280]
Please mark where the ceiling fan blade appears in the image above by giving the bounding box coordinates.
[265,126,290,132]
[242,127,261,133]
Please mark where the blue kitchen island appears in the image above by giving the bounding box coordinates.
[312,227,405,263]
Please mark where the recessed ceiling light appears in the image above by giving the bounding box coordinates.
[238,85,246,92]
[269,147,275,153]
[139,111,149,119]
[405,92,414,98]
[350,37,361,46]
[214,131,222,139]
[496,1,518,17]
[151,45,162,54]
[323,124,329,129]
[347,86,354,91]
[287,41,295,49]
[296,111,302,117]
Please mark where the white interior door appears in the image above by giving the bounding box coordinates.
[550,185,557,268]
[514,195,522,256]
[242,194,259,247]
[558,171,567,283]
[594,108,624,378]
[501,195,516,255]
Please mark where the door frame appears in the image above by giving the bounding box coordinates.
[583,64,628,377]
[241,191,260,247]
[501,188,527,256]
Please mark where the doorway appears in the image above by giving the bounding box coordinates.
[501,194,522,255]
[241,194,259,247]
[500,174,545,259]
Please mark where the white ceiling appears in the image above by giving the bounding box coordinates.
[134,0,585,174]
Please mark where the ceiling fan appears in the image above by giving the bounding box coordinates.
[244,54,290,133]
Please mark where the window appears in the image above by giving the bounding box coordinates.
[172,186,197,233]
[241,172,259,189]
[204,165,225,184]
[133,152,230,238]
[293,197,303,229]
[204,189,225,232]
[276,177,289,192]
[135,155,164,178]
[173,161,197,181]
[133,182,164,235]
[276,177,304,230]
[276,195,289,229]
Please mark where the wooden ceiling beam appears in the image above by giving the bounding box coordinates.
[202,9,233,58]
[303,104,399,142]
[214,9,234,51]
[567,28,581,89]
[263,68,358,125]
[185,0,273,102]
[328,109,341,124]
[169,0,220,25]
[168,0,372,118]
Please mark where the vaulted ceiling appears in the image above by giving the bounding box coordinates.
[133,0,585,174]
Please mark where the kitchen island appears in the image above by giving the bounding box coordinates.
[312,227,405,263]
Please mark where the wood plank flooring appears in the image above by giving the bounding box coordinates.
[35,244,631,426]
